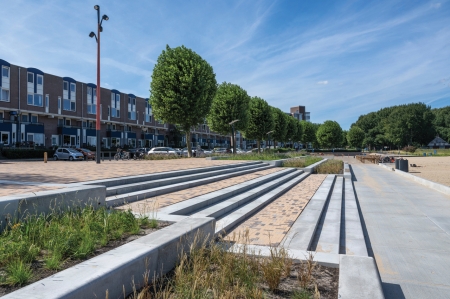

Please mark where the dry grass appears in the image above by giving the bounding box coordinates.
[314,160,343,174]
[283,157,323,168]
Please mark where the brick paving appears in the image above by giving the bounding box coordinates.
[224,174,327,246]
[116,168,282,214]
[0,159,250,197]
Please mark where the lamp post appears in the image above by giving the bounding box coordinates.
[89,5,109,164]
[266,130,274,151]
[229,119,239,154]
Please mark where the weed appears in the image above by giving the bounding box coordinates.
[283,157,323,168]
[5,260,33,286]
[314,160,343,174]
[292,288,314,299]
[298,252,317,289]
[44,252,63,270]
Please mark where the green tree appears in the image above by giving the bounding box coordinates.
[347,126,365,148]
[302,121,317,148]
[341,130,348,148]
[150,45,217,157]
[285,116,298,147]
[271,107,288,148]
[207,82,250,154]
[432,107,450,143]
[294,121,304,146]
[244,97,274,152]
[316,120,343,148]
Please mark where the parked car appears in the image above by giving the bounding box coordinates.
[181,147,204,157]
[75,148,95,160]
[147,147,179,155]
[53,147,84,161]
[213,148,229,154]
[128,147,150,159]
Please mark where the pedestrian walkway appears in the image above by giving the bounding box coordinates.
[351,163,450,299]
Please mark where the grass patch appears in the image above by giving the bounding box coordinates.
[216,151,307,161]
[0,207,152,287]
[283,157,323,168]
[315,160,343,174]
[127,233,334,298]
[144,154,182,160]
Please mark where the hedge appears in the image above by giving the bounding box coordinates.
[1,149,56,159]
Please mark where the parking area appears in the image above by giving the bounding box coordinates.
[0,159,250,197]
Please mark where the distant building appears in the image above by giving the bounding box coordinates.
[427,136,450,149]
[289,106,310,122]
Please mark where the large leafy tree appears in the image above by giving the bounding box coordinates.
[432,107,450,142]
[316,120,343,148]
[244,97,274,152]
[270,107,288,148]
[285,116,298,147]
[150,45,217,157]
[302,121,317,148]
[347,126,365,148]
[294,121,304,146]
[207,82,250,154]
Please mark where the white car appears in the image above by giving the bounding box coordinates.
[147,147,179,155]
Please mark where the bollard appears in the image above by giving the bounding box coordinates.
[44,152,47,163]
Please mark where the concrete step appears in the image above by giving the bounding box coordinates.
[86,161,262,188]
[343,178,368,256]
[191,169,306,219]
[106,162,267,197]
[158,168,297,216]
[312,177,343,254]
[282,175,336,251]
[214,171,311,236]
[106,164,274,208]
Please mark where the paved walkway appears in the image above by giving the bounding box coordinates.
[351,163,450,299]
[225,174,327,246]
[0,159,249,197]
[116,168,282,214]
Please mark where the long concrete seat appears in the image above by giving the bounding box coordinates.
[105,164,273,207]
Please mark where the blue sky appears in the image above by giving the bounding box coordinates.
[1,0,449,129]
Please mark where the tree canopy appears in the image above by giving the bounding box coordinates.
[347,126,365,148]
[316,120,343,148]
[271,107,288,145]
[150,45,217,156]
[207,82,250,153]
[244,97,274,151]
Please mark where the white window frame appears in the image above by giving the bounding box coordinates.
[111,93,120,118]
[1,131,10,145]
[0,88,9,102]
[27,93,43,106]
[87,87,97,115]
[128,97,136,120]
[30,114,38,123]
[51,134,59,146]
[27,72,34,84]
[37,74,43,86]
[2,66,9,78]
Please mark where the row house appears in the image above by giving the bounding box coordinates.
[0,58,169,149]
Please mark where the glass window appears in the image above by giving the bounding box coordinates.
[27,73,33,83]
[1,89,9,101]
[63,81,68,90]
[37,75,43,85]
[58,119,64,126]
[70,102,75,111]
[0,112,3,120]
[70,83,75,92]
[27,94,33,105]
[65,119,71,126]
[21,114,28,122]
[82,121,87,128]
[1,132,9,145]
[34,94,42,106]
[31,115,38,123]
[2,67,9,78]
[63,99,70,110]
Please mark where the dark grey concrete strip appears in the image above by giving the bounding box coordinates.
[2,217,215,299]
[352,163,450,299]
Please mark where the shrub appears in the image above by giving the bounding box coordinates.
[1,149,55,159]
[144,153,181,160]
[314,159,343,174]
[283,157,322,168]
[402,145,417,153]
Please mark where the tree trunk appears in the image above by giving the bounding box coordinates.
[257,140,261,152]
[186,131,192,158]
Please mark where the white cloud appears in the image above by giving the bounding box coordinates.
[317,81,329,85]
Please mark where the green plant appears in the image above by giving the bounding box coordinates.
[314,159,343,174]
[260,245,291,291]
[5,260,33,286]
[283,157,322,168]
[292,288,314,299]
[44,252,63,270]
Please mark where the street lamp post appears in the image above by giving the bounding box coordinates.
[229,119,239,154]
[89,5,109,164]
[266,130,274,151]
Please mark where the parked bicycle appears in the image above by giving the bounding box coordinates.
[133,151,145,160]
[114,148,130,160]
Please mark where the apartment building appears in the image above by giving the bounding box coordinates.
[0,58,237,150]
[290,105,310,122]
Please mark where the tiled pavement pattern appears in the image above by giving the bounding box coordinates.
[224,174,327,246]
[116,168,282,214]
[0,159,249,197]
[0,184,64,196]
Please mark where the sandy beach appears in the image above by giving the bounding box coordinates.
[406,156,450,187]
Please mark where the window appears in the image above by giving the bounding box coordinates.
[0,89,8,102]
[111,93,120,118]
[1,132,9,145]
[58,118,64,126]
[65,119,71,126]
[87,87,97,114]
[21,114,28,122]
[63,82,68,91]
[63,81,76,111]
[145,102,152,122]
[27,73,33,83]
[2,66,8,78]
[82,121,87,128]
[87,136,96,146]
[70,83,75,92]
[0,112,3,120]
[27,94,42,106]
[128,98,136,120]
[51,135,59,146]
[30,115,38,123]
[37,75,43,85]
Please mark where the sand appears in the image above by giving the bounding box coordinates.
[405,156,450,187]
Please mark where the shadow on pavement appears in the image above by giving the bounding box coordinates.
[382,282,406,299]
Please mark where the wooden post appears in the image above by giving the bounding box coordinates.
[44,152,47,163]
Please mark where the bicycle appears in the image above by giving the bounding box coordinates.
[133,151,145,160]
[114,149,130,161]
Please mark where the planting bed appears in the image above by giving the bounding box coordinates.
[0,207,170,297]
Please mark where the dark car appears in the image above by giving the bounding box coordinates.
[75,148,95,160]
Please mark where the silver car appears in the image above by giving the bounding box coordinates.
[53,148,84,161]
[147,147,179,155]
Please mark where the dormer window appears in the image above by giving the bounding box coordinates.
[87,85,97,114]
[0,66,10,102]
[111,92,120,118]
[128,96,136,120]
[62,78,76,111]
[26,69,44,107]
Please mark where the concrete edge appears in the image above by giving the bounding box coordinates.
[378,163,394,171]
[378,163,450,196]
[0,185,106,232]
[338,255,385,299]
[301,158,328,173]
[2,217,216,299]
